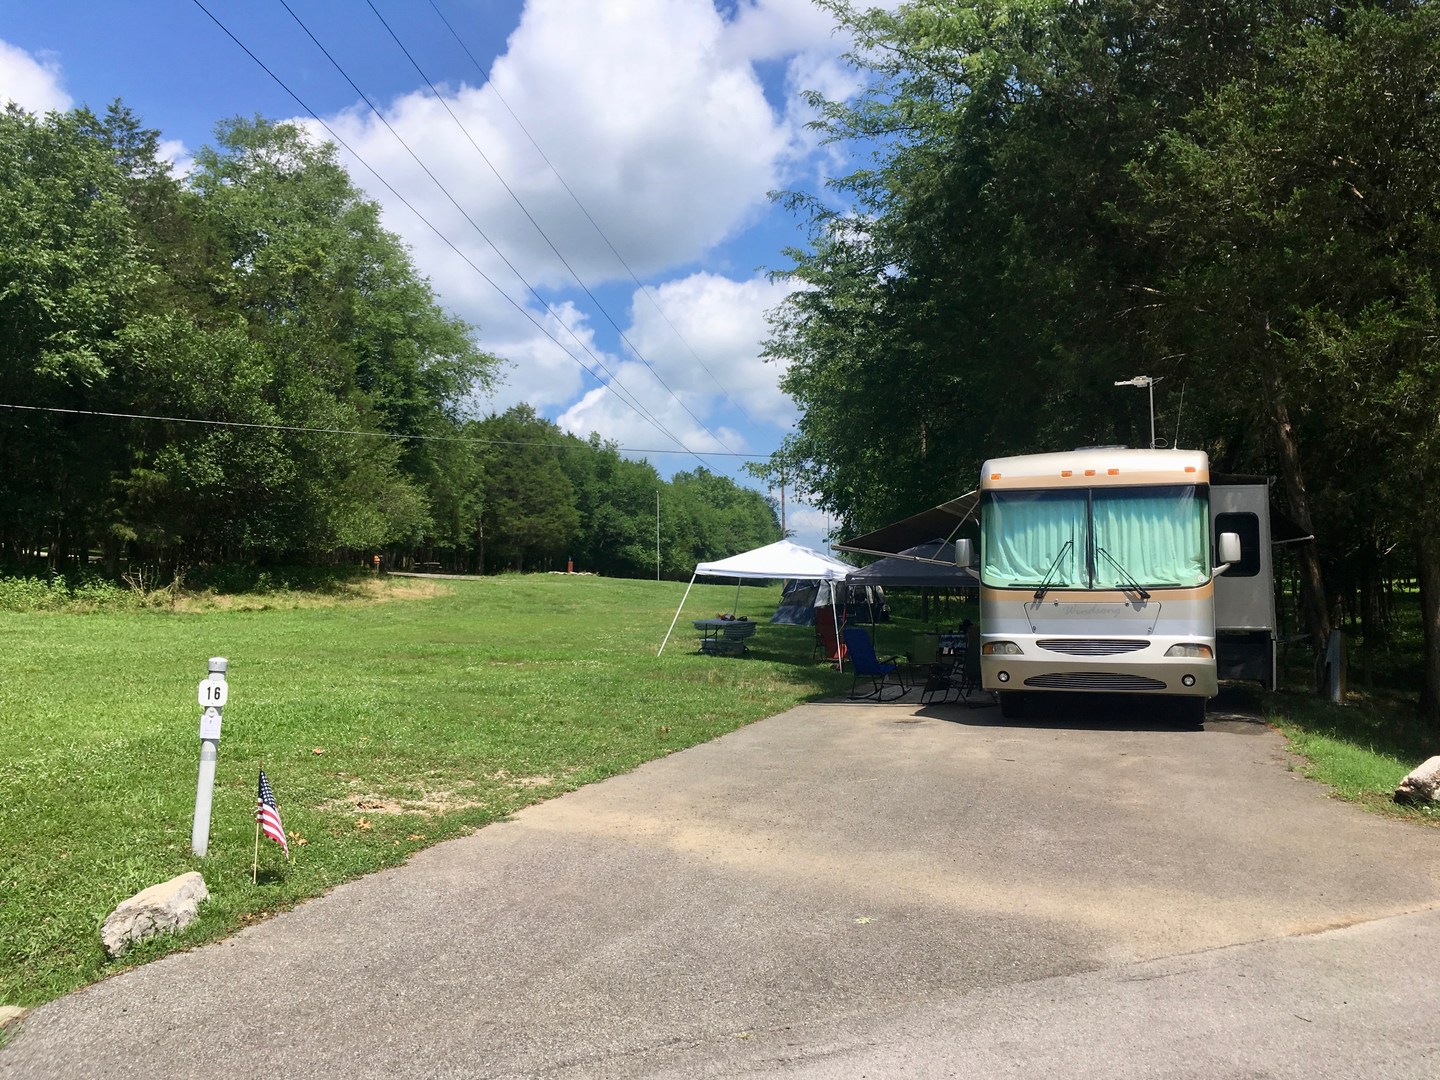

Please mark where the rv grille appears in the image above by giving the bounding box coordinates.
[1024,672,1167,691]
[1036,639,1148,656]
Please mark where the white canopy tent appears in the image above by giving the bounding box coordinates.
[658,540,853,657]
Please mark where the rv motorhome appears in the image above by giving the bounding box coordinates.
[965,448,1269,723]
[837,447,1287,722]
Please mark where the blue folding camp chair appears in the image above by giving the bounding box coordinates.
[842,627,911,701]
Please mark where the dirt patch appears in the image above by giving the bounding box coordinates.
[324,788,487,816]
[323,771,557,816]
[491,771,556,788]
[172,578,452,612]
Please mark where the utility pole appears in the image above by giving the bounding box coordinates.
[780,471,787,537]
[655,490,660,581]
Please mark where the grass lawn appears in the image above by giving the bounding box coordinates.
[0,574,849,1008]
[1266,597,1440,824]
[5,570,1434,1012]
[1267,688,1440,823]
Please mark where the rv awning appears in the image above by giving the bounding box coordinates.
[834,492,980,559]
[839,485,1312,556]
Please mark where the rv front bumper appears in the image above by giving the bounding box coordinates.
[980,641,1218,698]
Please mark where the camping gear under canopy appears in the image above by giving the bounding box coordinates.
[771,579,889,626]
[658,540,853,656]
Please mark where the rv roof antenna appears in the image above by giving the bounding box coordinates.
[1173,380,1186,448]
[1114,375,1162,448]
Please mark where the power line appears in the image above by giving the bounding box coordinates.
[189,0,710,466]
[366,0,742,455]
[268,0,699,461]
[427,0,770,433]
[0,403,766,459]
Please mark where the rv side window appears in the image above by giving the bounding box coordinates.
[1214,512,1260,576]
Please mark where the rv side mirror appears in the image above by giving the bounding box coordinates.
[954,538,975,568]
[1216,531,1241,573]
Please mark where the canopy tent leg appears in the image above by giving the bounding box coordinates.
[658,574,698,656]
[732,579,742,615]
[832,580,844,672]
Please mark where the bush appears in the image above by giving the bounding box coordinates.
[184,563,367,595]
[0,572,136,612]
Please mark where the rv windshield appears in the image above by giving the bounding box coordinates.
[982,485,1209,591]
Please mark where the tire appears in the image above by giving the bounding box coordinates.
[998,692,1028,719]
[1176,695,1206,728]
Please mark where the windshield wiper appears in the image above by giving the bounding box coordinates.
[1033,539,1074,602]
[1095,547,1151,601]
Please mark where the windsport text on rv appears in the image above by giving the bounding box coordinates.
[969,448,1243,724]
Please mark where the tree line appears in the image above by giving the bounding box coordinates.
[0,104,778,582]
[763,1,1440,719]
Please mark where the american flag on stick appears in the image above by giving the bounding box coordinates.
[257,769,289,859]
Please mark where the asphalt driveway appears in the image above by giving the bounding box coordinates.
[4,695,1438,1078]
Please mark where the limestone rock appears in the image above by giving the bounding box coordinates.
[101,872,208,957]
[0,1006,25,1027]
[1394,756,1440,806]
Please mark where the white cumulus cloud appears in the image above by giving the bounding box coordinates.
[0,40,73,114]
[550,270,800,458]
[297,0,863,452]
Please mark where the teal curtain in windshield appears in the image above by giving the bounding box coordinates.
[1091,486,1207,588]
[982,492,1087,587]
[983,485,1209,590]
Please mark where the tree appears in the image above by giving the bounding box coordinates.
[556,433,666,578]
[769,1,1440,722]
[0,104,154,569]
[182,117,497,559]
[474,406,580,573]
[0,106,501,572]
[1114,3,1440,697]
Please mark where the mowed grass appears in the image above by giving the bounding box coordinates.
[1268,688,1440,824]
[0,575,847,1007]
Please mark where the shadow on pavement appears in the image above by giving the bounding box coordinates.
[904,683,1275,735]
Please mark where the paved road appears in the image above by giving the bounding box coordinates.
[4,696,1439,1078]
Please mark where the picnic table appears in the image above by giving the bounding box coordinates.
[692,619,758,656]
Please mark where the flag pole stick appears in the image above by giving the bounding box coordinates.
[253,816,260,885]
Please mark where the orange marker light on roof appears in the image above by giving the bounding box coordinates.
[1084,469,1096,476]
[1108,468,1120,475]
[1060,470,1072,477]
[1185,466,1197,473]
[990,472,1001,480]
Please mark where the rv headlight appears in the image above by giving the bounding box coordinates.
[982,641,1022,656]
[1164,643,1213,659]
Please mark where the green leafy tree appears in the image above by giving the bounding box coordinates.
[180,116,498,560]
[556,433,667,578]
[0,104,154,569]
[1129,3,1440,710]
[769,0,1440,724]
[474,406,580,572]
[0,106,500,572]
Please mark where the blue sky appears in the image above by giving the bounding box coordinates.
[2,0,873,550]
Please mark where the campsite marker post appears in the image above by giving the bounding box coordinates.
[191,657,228,857]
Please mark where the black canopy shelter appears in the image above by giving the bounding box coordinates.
[846,540,978,588]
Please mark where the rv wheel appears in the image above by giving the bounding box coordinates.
[1177,696,1206,729]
